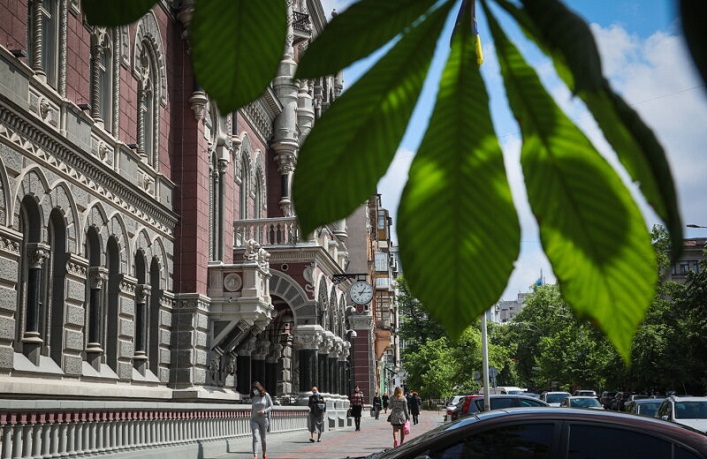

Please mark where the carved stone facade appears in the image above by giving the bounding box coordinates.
[0,0,373,426]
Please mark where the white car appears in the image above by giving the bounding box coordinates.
[541,391,572,407]
[560,396,604,410]
[657,396,707,433]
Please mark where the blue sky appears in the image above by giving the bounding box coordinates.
[319,0,707,300]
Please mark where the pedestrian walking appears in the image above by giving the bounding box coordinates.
[387,386,410,447]
[372,391,383,420]
[308,385,326,442]
[349,385,365,431]
[382,392,389,414]
[249,381,273,459]
[409,391,421,425]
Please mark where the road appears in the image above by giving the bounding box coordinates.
[209,409,444,459]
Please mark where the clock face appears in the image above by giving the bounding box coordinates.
[350,280,374,305]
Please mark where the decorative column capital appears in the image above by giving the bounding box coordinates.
[136,284,152,304]
[189,90,208,121]
[88,266,109,289]
[26,243,50,268]
[293,325,323,350]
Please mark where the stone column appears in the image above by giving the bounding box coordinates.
[86,266,108,371]
[22,243,49,364]
[277,335,293,396]
[317,340,328,393]
[134,284,151,374]
[294,328,322,393]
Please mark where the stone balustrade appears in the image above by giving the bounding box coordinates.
[0,401,310,459]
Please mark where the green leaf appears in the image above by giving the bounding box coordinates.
[680,0,707,87]
[82,0,158,27]
[519,0,603,93]
[293,1,455,237]
[296,0,440,79]
[484,2,657,361]
[496,0,683,261]
[191,0,287,113]
[398,2,520,341]
[583,85,683,260]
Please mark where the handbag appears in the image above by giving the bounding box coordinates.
[403,419,411,435]
[317,402,326,412]
[346,408,352,417]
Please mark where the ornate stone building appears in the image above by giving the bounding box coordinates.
[0,0,376,440]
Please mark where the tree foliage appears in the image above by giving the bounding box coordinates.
[498,228,707,394]
[83,0,707,361]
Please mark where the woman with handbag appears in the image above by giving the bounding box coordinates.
[308,386,326,442]
[387,386,410,447]
[250,381,273,459]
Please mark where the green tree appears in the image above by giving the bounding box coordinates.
[403,337,456,399]
[395,277,446,354]
[84,0,707,360]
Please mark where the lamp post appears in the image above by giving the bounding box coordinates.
[481,309,491,411]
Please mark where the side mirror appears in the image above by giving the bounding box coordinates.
[661,415,669,421]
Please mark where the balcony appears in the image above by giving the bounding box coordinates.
[234,217,300,248]
[233,217,349,270]
[292,11,311,44]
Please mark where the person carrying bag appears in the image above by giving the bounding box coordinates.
[308,385,326,442]
[387,386,410,447]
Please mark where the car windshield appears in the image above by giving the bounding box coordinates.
[637,402,661,417]
[547,393,570,403]
[675,401,707,419]
[572,398,601,408]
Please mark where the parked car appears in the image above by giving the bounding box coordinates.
[574,389,598,397]
[600,391,617,409]
[625,398,663,418]
[657,396,707,433]
[560,396,604,410]
[457,394,548,418]
[444,394,468,421]
[541,391,572,407]
[611,393,647,411]
[349,408,707,458]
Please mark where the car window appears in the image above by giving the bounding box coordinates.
[675,445,704,459]
[675,402,707,419]
[491,398,514,409]
[638,403,660,417]
[520,399,545,407]
[428,423,555,459]
[567,424,671,459]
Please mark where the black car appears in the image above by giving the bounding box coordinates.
[352,408,707,459]
[457,394,548,418]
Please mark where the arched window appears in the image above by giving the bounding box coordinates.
[105,236,120,371]
[16,196,45,362]
[148,257,160,376]
[28,0,60,88]
[85,227,103,368]
[239,156,250,219]
[47,209,66,368]
[91,28,115,133]
[254,172,263,219]
[137,45,158,166]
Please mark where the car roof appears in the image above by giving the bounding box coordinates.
[631,398,664,404]
[669,396,707,402]
[566,396,598,399]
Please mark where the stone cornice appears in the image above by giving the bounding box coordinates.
[0,96,178,237]
[241,88,282,144]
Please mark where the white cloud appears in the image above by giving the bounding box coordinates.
[374,21,707,303]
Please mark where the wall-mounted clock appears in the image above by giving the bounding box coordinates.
[349,280,374,305]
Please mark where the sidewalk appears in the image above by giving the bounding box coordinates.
[210,409,445,459]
